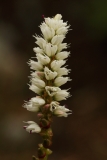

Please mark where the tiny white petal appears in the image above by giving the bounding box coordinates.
[31,97,45,106]
[55,51,70,60]
[23,102,39,112]
[36,53,50,65]
[31,78,45,88]
[28,60,43,71]
[57,43,67,52]
[54,77,70,87]
[33,47,44,54]
[24,121,41,133]
[56,27,68,35]
[40,23,55,40]
[29,84,43,95]
[54,90,70,101]
[51,60,66,71]
[44,67,57,80]
[54,14,62,20]
[57,67,70,76]
[35,37,47,49]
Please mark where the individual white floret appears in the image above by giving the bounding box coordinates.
[51,60,66,71]
[56,27,68,35]
[54,77,71,87]
[45,86,60,97]
[35,37,47,49]
[40,23,55,40]
[44,67,57,80]
[55,51,70,60]
[44,43,57,57]
[23,97,45,112]
[29,84,43,95]
[33,47,44,54]
[57,43,67,52]
[50,101,72,117]
[23,121,41,133]
[28,60,43,71]
[51,35,65,45]
[57,68,70,76]
[36,53,50,65]
[31,78,45,88]
[54,89,70,101]
[54,14,62,20]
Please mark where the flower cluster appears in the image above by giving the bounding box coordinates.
[23,14,71,159]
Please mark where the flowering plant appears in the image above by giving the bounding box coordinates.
[23,14,71,160]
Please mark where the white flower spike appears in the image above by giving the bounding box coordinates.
[23,14,72,159]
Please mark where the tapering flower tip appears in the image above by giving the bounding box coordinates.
[45,86,60,97]
[54,77,71,87]
[23,97,45,112]
[29,84,43,95]
[54,14,62,20]
[51,60,66,71]
[31,78,45,88]
[36,53,50,65]
[44,67,57,80]
[45,14,69,32]
[50,101,72,117]
[54,89,70,101]
[55,51,70,60]
[28,60,43,71]
[23,121,41,133]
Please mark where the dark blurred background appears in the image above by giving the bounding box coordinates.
[0,0,107,160]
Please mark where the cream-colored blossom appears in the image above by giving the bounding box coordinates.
[45,86,60,97]
[23,121,41,133]
[54,77,70,87]
[31,78,45,88]
[44,66,57,80]
[55,51,70,60]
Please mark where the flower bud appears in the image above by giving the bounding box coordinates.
[32,156,39,160]
[43,139,52,148]
[38,148,46,159]
[39,119,50,128]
